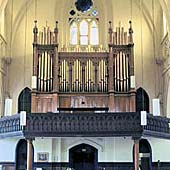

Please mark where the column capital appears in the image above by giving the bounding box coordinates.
[132,136,141,142]
[26,138,35,143]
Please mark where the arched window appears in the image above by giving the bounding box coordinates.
[70,22,78,45]
[80,20,88,45]
[136,87,150,113]
[18,87,31,113]
[70,19,99,46]
[69,5,99,46]
[90,21,99,45]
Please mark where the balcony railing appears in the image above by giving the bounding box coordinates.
[24,112,141,138]
[0,112,170,139]
[0,114,22,137]
[143,113,170,138]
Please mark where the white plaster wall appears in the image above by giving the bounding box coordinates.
[32,137,134,163]
[31,137,170,163]
[30,137,170,162]
[0,138,20,162]
[33,138,53,162]
[1,136,170,163]
[148,137,170,162]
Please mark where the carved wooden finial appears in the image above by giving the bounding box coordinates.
[108,21,113,45]
[129,21,133,44]
[54,21,58,33]
[33,20,38,34]
[54,21,59,44]
[129,20,133,34]
[108,21,113,33]
[109,21,112,28]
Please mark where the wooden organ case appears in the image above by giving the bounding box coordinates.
[31,20,136,113]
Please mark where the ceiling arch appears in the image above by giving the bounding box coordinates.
[0,0,169,47]
[159,0,170,33]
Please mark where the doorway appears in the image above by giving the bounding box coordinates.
[15,139,34,170]
[69,143,98,170]
[139,139,152,170]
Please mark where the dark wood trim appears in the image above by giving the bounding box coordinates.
[0,112,170,139]
[58,107,109,112]
[1,162,169,170]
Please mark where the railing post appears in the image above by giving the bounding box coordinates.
[157,160,160,170]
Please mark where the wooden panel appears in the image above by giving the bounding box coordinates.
[114,94,135,112]
[59,94,108,109]
[31,93,58,113]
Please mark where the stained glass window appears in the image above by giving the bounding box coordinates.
[70,22,78,45]
[80,20,88,45]
[90,21,99,45]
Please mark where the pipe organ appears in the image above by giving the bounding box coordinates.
[37,51,53,92]
[58,54,108,93]
[31,20,135,113]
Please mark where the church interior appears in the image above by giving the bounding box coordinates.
[0,0,170,170]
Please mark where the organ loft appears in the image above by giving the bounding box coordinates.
[31,20,136,113]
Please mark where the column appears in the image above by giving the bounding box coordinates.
[0,59,3,116]
[0,58,5,117]
[134,138,140,170]
[27,139,33,170]
[108,47,115,112]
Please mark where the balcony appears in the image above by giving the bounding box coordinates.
[0,112,169,139]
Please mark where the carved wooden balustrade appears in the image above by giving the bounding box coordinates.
[0,112,170,139]
[0,114,22,137]
[143,113,170,138]
[24,112,141,138]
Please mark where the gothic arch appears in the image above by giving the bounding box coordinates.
[136,87,150,113]
[139,139,152,170]
[18,87,31,113]
[66,139,103,162]
[69,143,98,170]
[15,139,34,170]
